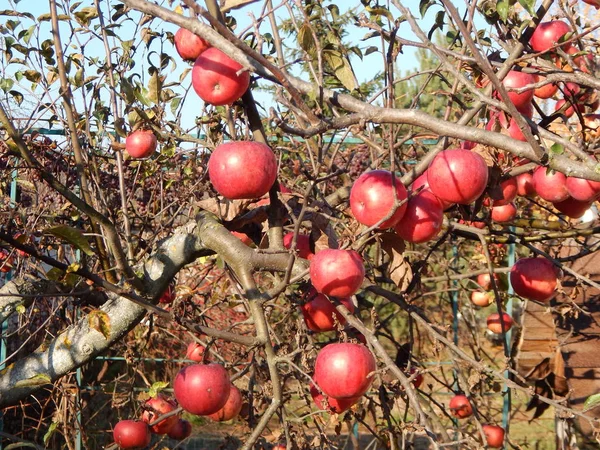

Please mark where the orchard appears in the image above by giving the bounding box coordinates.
[2,0,600,449]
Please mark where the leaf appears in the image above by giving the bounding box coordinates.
[496,0,509,23]
[170,96,182,115]
[221,0,260,12]
[550,143,564,156]
[43,422,59,445]
[583,393,600,412]
[46,225,94,256]
[148,381,170,398]
[380,232,412,292]
[323,49,359,91]
[0,78,14,92]
[147,68,162,104]
[9,90,23,106]
[22,70,41,83]
[88,310,111,340]
[517,0,536,16]
[74,6,98,27]
[298,24,316,55]
[197,197,253,222]
[15,373,52,388]
[66,262,81,274]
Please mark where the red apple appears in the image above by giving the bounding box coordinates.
[532,166,569,202]
[408,367,424,389]
[314,343,376,399]
[471,290,493,307]
[501,71,535,109]
[510,257,558,303]
[534,75,558,99]
[185,342,205,362]
[553,198,592,219]
[309,249,365,297]
[273,445,286,450]
[207,385,243,421]
[167,419,192,440]
[231,231,253,246]
[583,0,600,9]
[411,172,453,210]
[301,290,355,332]
[283,233,313,259]
[173,363,231,415]
[141,393,179,434]
[566,176,600,202]
[486,111,527,142]
[208,141,277,200]
[174,28,210,62]
[487,312,514,334]
[555,98,580,118]
[159,284,175,304]
[350,170,408,228]
[449,394,473,419]
[427,149,489,205]
[310,384,359,414]
[476,273,498,291]
[192,47,250,105]
[113,420,151,449]
[125,130,157,159]
[492,178,518,206]
[0,250,14,273]
[491,203,517,222]
[530,21,571,53]
[394,191,444,243]
[516,172,536,197]
[482,424,505,449]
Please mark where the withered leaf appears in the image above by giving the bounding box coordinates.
[380,232,412,292]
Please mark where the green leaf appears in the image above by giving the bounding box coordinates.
[170,96,181,115]
[88,310,111,340]
[517,0,536,16]
[43,422,59,445]
[46,225,94,256]
[73,6,98,27]
[16,304,25,314]
[0,78,14,92]
[148,381,169,398]
[15,373,52,388]
[550,143,564,156]
[496,0,509,22]
[73,67,84,88]
[298,24,316,55]
[147,68,162,104]
[323,49,359,91]
[584,393,600,412]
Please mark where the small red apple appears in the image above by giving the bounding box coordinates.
[501,71,535,109]
[159,284,175,304]
[283,233,313,259]
[192,47,250,105]
[516,172,536,197]
[173,364,231,415]
[530,21,571,53]
[553,198,592,219]
[113,420,151,449]
[492,178,518,206]
[565,176,600,202]
[471,290,493,307]
[482,424,505,448]
[449,394,473,419]
[554,98,580,118]
[476,273,498,291]
[167,419,192,440]
[510,257,558,303]
[487,312,514,334]
[0,250,14,273]
[408,367,424,389]
[141,393,179,434]
[207,385,243,421]
[231,231,253,246]
[427,149,489,205]
[350,170,408,228]
[185,342,205,362]
[174,28,210,61]
[532,166,569,203]
[411,171,453,210]
[314,343,376,399]
[208,141,277,200]
[310,384,359,414]
[309,249,365,298]
[125,130,157,159]
[394,191,444,243]
[486,111,527,142]
[491,203,517,222]
[534,75,558,99]
[301,290,354,332]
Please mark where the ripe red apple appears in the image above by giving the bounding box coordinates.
[566,176,600,202]
[530,21,571,53]
[501,71,535,109]
[231,231,253,246]
[159,284,175,304]
[491,203,517,222]
[283,233,313,260]
[167,419,192,440]
[301,290,355,332]
[532,166,569,202]
[314,343,376,399]
[427,149,489,205]
[113,420,151,449]
[486,111,527,142]
[174,28,210,61]
[491,178,518,206]
[394,191,444,243]
[482,424,505,449]
[125,130,157,159]
[471,290,493,307]
[310,384,359,414]
[208,141,277,200]
[449,394,473,419]
[192,47,250,105]
[0,250,14,273]
[141,393,179,434]
[173,363,231,415]
[273,444,286,450]
[185,342,205,362]
[534,75,558,99]
[516,172,535,197]
[510,257,558,303]
[309,249,365,297]
[553,198,592,219]
[487,312,514,334]
[476,273,498,291]
[411,172,453,210]
[350,170,408,228]
[408,367,424,389]
[207,385,243,421]
[554,98,580,118]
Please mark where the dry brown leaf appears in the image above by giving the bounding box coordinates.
[220,0,259,12]
[380,232,412,292]
[311,212,339,253]
[197,197,252,222]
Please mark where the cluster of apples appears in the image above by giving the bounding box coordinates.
[448,394,505,448]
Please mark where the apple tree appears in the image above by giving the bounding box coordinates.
[1,0,600,449]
